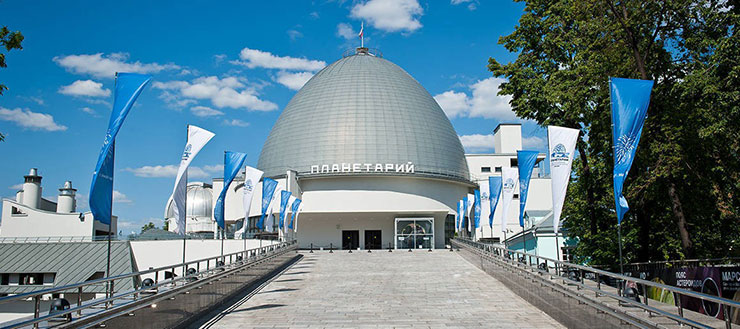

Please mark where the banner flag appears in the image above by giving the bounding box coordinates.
[489,176,502,229]
[548,126,580,234]
[279,190,292,230]
[466,193,474,232]
[461,197,468,232]
[90,73,152,225]
[517,150,539,228]
[235,166,263,238]
[258,178,278,229]
[294,202,304,232]
[500,167,518,233]
[288,197,300,230]
[479,180,490,232]
[172,125,215,235]
[611,77,653,224]
[474,189,481,229]
[214,151,248,229]
[455,200,463,232]
[265,187,281,232]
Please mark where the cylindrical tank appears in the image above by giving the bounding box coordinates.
[22,168,42,209]
[57,181,76,213]
[15,190,23,203]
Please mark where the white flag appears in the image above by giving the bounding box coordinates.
[172,125,215,235]
[235,166,263,238]
[265,187,282,232]
[466,193,474,232]
[548,126,579,234]
[479,180,490,234]
[501,167,519,233]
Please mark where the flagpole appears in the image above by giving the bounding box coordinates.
[617,223,624,274]
[105,74,118,305]
[182,125,189,277]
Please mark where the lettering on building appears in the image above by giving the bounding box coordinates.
[310,162,415,175]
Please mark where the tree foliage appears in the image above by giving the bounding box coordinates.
[0,25,24,142]
[490,0,740,269]
[140,222,156,234]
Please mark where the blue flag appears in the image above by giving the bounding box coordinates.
[611,77,653,224]
[456,199,462,231]
[488,176,502,228]
[288,198,302,229]
[258,178,278,230]
[214,151,248,229]
[279,190,292,229]
[89,73,151,225]
[462,196,468,230]
[473,189,481,229]
[517,150,539,228]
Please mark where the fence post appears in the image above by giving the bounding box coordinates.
[33,295,40,328]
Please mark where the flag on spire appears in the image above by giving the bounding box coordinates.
[359,22,364,47]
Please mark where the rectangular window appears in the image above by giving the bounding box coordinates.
[510,158,518,167]
[495,167,502,173]
[1,274,8,285]
[513,194,519,199]
[481,167,491,173]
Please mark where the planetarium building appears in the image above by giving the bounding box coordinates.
[203,48,551,250]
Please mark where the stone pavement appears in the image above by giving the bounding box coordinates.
[202,250,564,328]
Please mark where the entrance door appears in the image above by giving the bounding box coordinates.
[342,230,359,250]
[364,230,382,249]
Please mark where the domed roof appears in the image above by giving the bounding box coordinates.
[164,182,213,219]
[257,50,470,181]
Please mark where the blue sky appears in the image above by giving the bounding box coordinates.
[0,0,547,232]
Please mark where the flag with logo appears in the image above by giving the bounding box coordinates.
[172,125,215,235]
[279,190,292,230]
[90,73,152,225]
[466,193,474,232]
[611,77,653,224]
[473,189,481,230]
[235,166,263,238]
[488,176,502,229]
[461,197,468,232]
[289,198,301,230]
[517,150,539,228]
[500,167,518,233]
[265,186,282,232]
[258,178,278,230]
[214,151,248,229]
[548,126,579,233]
[456,200,463,233]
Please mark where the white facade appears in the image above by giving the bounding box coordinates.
[0,169,116,239]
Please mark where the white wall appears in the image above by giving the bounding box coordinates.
[129,239,279,278]
[0,200,113,238]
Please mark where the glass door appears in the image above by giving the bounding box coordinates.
[395,218,434,249]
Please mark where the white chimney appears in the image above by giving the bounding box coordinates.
[57,181,77,213]
[493,124,523,154]
[22,168,42,209]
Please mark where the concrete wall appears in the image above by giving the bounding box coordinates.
[130,239,278,278]
[0,199,106,238]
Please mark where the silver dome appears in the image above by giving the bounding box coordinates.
[164,182,213,219]
[257,50,470,181]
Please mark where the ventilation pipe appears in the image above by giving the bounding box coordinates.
[57,181,77,213]
[22,168,42,209]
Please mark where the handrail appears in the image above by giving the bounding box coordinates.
[453,238,739,329]
[0,240,295,329]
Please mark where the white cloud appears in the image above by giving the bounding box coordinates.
[434,90,469,118]
[433,77,516,120]
[113,190,132,204]
[275,71,314,90]
[523,135,547,151]
[58,80,111,97]
[459,134,495,152]
[223,119,250,127]
[124,164,223,178]
[9,184,23,190]
[287,29,303,40]
[53,53,179,78]
[337,23,356,39]
[451,0,477,10]
[0,107,67,131]
[350,0,423,33]
[80,107,99,117]
[153,76,277,111]
[231,47,326,71]
[190,105,224,117]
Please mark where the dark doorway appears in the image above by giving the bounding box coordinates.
[342,230,359,250]
[364,230,382,249]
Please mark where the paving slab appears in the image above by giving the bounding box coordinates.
[203,250,564,329]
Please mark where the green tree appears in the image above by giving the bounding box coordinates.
[489,0,740,269]
[0,25,24,142]
[141,222,156,233]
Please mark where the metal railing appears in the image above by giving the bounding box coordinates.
[453,238,740,329]
[0,241,296,329]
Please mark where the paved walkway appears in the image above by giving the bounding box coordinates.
[203,250,563,328]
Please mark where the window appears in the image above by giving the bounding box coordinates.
[513,194,519,199]
[510,158,518,167]
[1,274,8,285]
[495,167,502,173]
[19,273,43,285]
[481,167,491,173]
